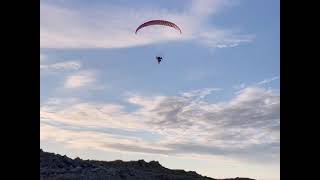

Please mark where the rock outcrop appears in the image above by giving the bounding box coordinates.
[40,149,255,180]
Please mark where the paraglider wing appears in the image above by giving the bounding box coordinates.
[135,20,182,34]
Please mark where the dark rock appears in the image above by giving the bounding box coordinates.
[40,149,255,180]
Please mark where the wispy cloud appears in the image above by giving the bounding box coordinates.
[198,29,254,48]
[41,61,82,71]
[234,76,280,90]
[64,71,96,89]
[257,76,280,85]
[40,53,82,72]
[40,0,253,49]
[190,0,236,17]
[41,86,279,163]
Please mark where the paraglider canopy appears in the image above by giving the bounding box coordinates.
[135,20,182,34]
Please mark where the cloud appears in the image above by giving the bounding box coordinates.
[40,0,252,49]
[64,71,96,88]
[40,2,186,49]
[257,76,280,85]
[190,0,236,17]
[40,54,106,93]
[41,61,82,71]
[130,87,279,148]
[180,88,220,98]
[198,29,254,48]
[41,86,279,163]
[40,97,145,130]
[234,76,280,90]
[40,53,82,72]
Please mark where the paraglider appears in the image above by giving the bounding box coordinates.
[135,20,182,64]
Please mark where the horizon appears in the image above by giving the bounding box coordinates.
[40,1,280,180]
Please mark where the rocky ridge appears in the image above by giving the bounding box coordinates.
[40,149,255,180]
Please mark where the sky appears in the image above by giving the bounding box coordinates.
[40,0,280,180]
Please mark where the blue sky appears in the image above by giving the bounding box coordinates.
[40,0,279,180]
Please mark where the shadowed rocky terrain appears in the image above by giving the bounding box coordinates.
[40,149,255,180]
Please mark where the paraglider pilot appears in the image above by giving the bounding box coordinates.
[156,56,163,64]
